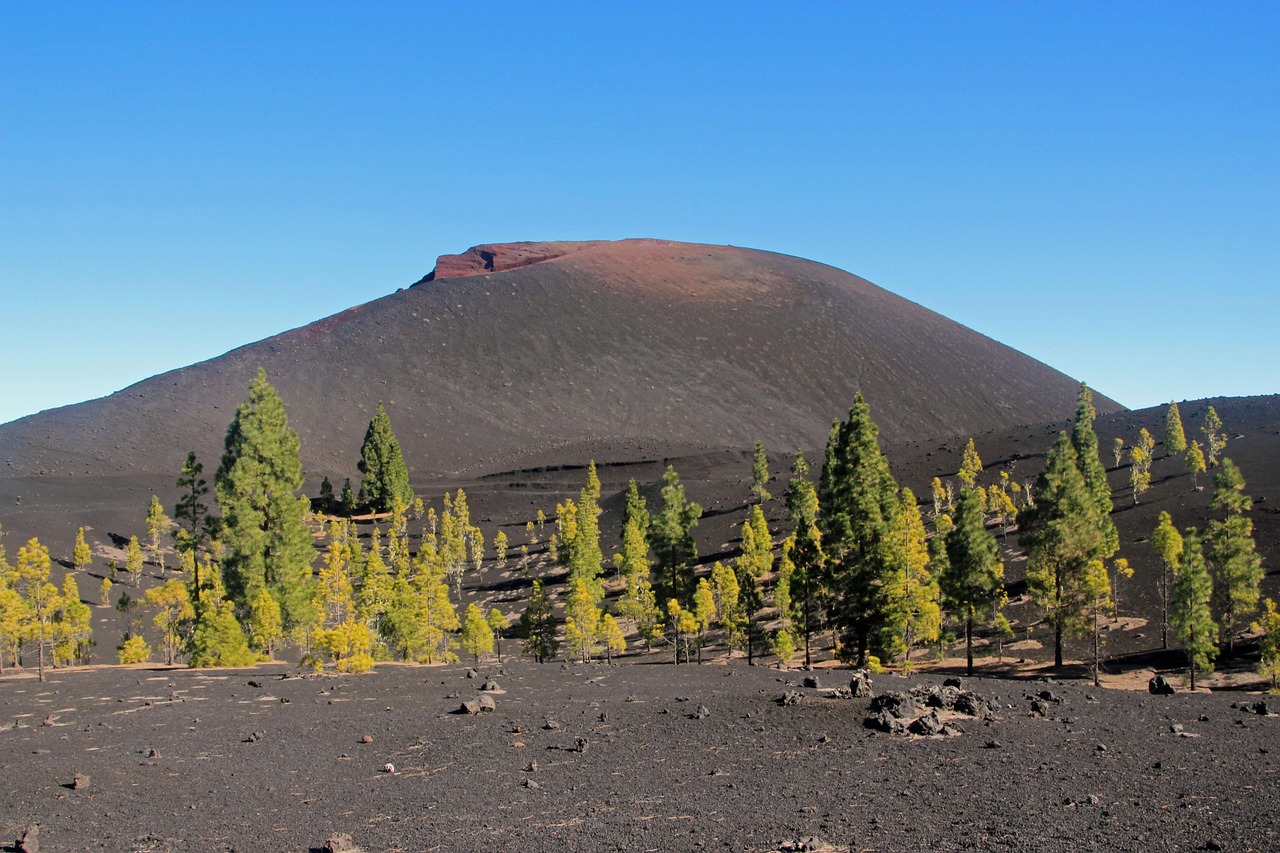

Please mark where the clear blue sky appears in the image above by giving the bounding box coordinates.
[2,2,1277,426]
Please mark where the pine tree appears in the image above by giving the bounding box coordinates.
[126,536,144,588]
[118,633,152,664]
[613,517,650,583]
[54,574,92,666]
[1022,432,1106,667]
[567,462,604,595]
[710,561,745,655]
[99,577,113,607]
[1184,440,1207,490]
[174,451,215,569]
[737,505,774,579]
[1071,383,1119,556]
[519,579,559,663]
[317,477,336,514]
[1165,401,1187,455]
[247,586,282,658]
[1128,428,1154,505]
[1252,598,1280,690]
[1083,559,1112,686]
[145,495,170,574]
[785,452,818,527]
[1171,529,1217,689]
[895,488,939,667]
[340,479,358,515]
[650,466,702,606]
[0,577,24,675]
[941,489,1006,676]
[187,557,256,668]
[216,368,316,632]
[599,613,626,663]
[358,402,412,513]
[563,577,601,663]
[957,438,983,490]
[145,579,194,665]
[1205,459,1263,653]
[783,521,825,667]
[623,478,650,539]
[14,538,59,680]
[817,393,902,664]
[618,567,662,652]
[771,627,796,668]
[1152,511,1183,650]
[460,603,495,664]
[1112,437,1125,468]
[930,477,947,520]
[1201,406,1226,467]
[691,578,717,663]
[486,608,509,662]
[736,563,764,665]
[751,441,772,504]
[73,527,92,574]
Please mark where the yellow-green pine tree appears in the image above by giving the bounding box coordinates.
[15,538,61,681]
[146,495,170,574]
[73,527,92,574]
[146,579,195,665]
[460,603,495,664]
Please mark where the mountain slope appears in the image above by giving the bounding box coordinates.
[0,239,1115,542]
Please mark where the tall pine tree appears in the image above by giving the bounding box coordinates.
[1171,529,1217,689]
[215,368,316,633]
[817,393,903,664]
[941,488,1005,675]
[1022,432,1106,667]
[1205,459,1263,653]
[1164,401,1187,455]
[358,402,412,513]
[1071,383,1118,556]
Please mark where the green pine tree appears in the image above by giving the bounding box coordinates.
[72,527,92,574]
[784,451,818,527]
[1164,401,1187,455]
[358,402,412,513]
[1171,529,1217,689]
[751,441,772,504]
[1201,406,1226,468]
[941,489,1006,675]
[519,579,559,663]
[146,495,170,574]
[1205,459,1263,653]
[817,393,902,664]
[460,602,495,664]
[215,368,316,633]
[1022,432,1107,667]
[649,466,702,606]
[1071,383,1119,556]
[957,438,983,490]
[1152,511,1183,650]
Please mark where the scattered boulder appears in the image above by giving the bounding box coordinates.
[691,704,711,719]
[18,824,39,853]
[919,685,961,710]
[776,836,831,852]
[802,675,821,689]
[863,711,905,735]
[1037,689,1062,704]
[908,710,945,737]
[825,687,853,700]
[574,737,589,753]
[359,735,374,744]
[942,676,963,688]
[476,694,497,713]
[243,731,264,743]
[868,691,917,719]
[778,691,804,707]
[523,760,538,772]
[953,692,993,720]
[458,700,481,715]
[72,773,90,791]
[323,832,364,853]
[1148,675,1176,695]
[480,679,500,692]
[465,668,479,679]
[543,719,562,730]
[381,763,395,774]
[1252,700,1271,716]
[1029,698,1051,718]
[849,670,873,697]
[523,778,540,789]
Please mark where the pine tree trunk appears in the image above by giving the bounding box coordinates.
[1054,619,1064,668]
[965,618,974,676]
[38,632,46,682]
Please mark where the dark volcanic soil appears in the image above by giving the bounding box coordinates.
[3,660,1277,853]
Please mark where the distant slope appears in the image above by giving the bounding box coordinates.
[0,239,1114,543]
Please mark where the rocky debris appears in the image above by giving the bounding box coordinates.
[71,773,90,790]
[543,719,562,730]
[359,735,374,744]
[522,778,540,789]
[523,760,537,772]
[778,691,804,707]
[381,763,395,774]
[480,679,500,692]
[943,676,963,688]
[243,730,264,743]
[908,710,946,736]
[322,832,365,853]
[823,687,854,700]
[849,670,873,698]
[865,685,991,736]
[1148,675,1176,695]
[1029,698,1051,718]
[1037,689,1063,704]
[802,675,821,689]
[691,704,711,719]
[465,668,479,679]
[18,824,39,853]
[247,680,262,688]
[457,700,481,715]
[476,694,497,713]
[773,834,847,852]
[574,737,589,753]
